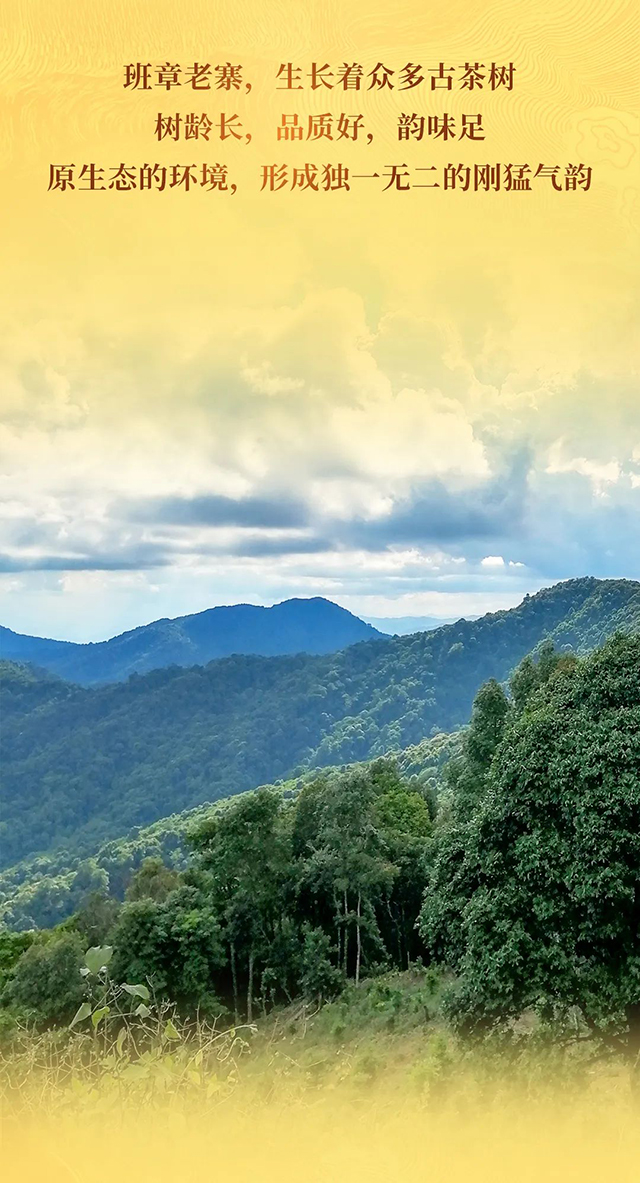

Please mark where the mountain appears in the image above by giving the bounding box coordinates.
[2,576,640,870]
[0,598,385,686]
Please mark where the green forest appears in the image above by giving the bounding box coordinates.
[3,629,640,1071]
[0,730,459,931]
[2,575,640,870]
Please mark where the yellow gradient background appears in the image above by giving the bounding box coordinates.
[2,0,636,353]
[1,1,634,350]
[5,1088,640,1182]
[0,0,638,635]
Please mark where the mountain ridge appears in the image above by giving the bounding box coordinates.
[0,596,385,686]
[2,576,640,871]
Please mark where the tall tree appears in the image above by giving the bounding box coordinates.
[189,789,289,1020]
[297,769,396,984]
[1,932,85,1026]
[110,885,225,1013]
[420,634,640,1066]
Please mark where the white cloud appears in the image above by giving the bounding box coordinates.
[546,440,621,494]
[331,386,489,487]
[0,289,638,639]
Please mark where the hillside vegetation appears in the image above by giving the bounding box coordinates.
[0,731,460,931]
[2,577,640,868]
[2,632,640,1076]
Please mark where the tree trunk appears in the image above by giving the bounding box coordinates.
[261,969,268,1020]
[230,940,239,1024]
[343,888,349,976]
[401,903,409,970]
[355,892,362,987]
[334,893,342,971]
[626,1002,640,1081]
[389,897,402,970]
[247,948,254,1023]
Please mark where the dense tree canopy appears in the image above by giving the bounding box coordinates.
[421,633,640,1060]
[0,730,457,932]
[1,932,85,1026]
[2,761,434,1024]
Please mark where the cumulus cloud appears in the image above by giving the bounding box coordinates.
[546,440,622,495]
[0,288,638,639]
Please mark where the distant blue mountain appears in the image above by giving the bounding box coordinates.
[365,615,478,635]
[0,598,386,686]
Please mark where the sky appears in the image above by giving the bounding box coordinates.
[0,0,638,641]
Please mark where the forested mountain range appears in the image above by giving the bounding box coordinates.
[2,576,640,872]
[0,597,384,686]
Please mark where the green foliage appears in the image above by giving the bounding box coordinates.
[125,857,181,902]
[4,616,640,1067]
[191,762,432,1015]
[1,932,85,1026]
[510,638,577,712]
[421,633,640,1059]
[304,967,443,1046]
[464,679,509,772]
[66,944,174,1039]
[438,675,509,827]
[110,886,225,1014]
[299,926,342,1003]
[0,956,255,1113]
[12,761,428,1026]
[0,730,458,932]
[3,576,638,868]
[83,944,113,975]
[0,931,36,995]
[71,891,120,946]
